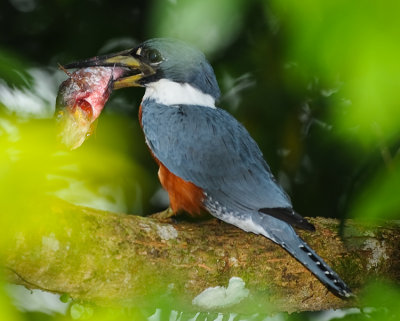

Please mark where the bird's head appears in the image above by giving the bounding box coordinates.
[64,38,221,104]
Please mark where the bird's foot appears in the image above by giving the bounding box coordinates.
[149,207,176,222]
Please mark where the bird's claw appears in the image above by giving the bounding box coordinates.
[149,207,176,222]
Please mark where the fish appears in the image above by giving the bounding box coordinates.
[55,66,125,150]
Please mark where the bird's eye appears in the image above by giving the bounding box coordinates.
[146,49,163,64]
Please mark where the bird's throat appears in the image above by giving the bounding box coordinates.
[142,79,216,108]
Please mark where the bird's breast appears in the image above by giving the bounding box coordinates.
[157,163,205,216]
[139,103,206,217]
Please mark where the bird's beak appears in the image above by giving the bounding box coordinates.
[63,49,155,89]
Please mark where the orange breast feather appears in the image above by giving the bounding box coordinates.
[139,105,205,216]
[158,163,205,215]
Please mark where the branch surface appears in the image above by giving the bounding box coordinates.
[2,198,400,313]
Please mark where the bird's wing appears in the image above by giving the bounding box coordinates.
[142,102,351,296]
[142,102,313,229]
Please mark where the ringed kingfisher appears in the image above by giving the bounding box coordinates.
[65,38,352,298]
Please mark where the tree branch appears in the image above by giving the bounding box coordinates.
[2,198,400,313]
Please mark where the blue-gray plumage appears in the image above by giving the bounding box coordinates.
[142,102,292,211]
[65,38,352,298]
[141,99,350,297]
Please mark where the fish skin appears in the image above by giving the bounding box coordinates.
[55,66,125,150]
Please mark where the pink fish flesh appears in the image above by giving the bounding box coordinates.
[55,66,125,150]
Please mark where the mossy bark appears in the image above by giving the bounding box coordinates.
[2,198,400,313]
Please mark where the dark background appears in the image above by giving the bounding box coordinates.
[0,0,380,220]
[1,0,400,319]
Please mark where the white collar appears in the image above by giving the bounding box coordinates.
[142,79,216,108]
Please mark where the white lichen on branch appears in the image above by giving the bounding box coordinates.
[363,239,389,270]
[156,225,178,241]
[192,277,249,309]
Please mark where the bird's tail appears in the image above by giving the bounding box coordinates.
[252,214,352,298]
[283,233,351,298]
[205,199,352,298]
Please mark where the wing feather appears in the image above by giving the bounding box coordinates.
[142,102,309,226]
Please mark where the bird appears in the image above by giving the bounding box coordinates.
[64,38,352,298]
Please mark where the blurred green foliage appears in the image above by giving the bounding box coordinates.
[0,49,32,88]
[0,113,153,248]
[1,0,400,320]
[149,0,248,55]
[350,158,400,222]
[269,0,400,223]
[0,281,21,321]
[273,1,400,146]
